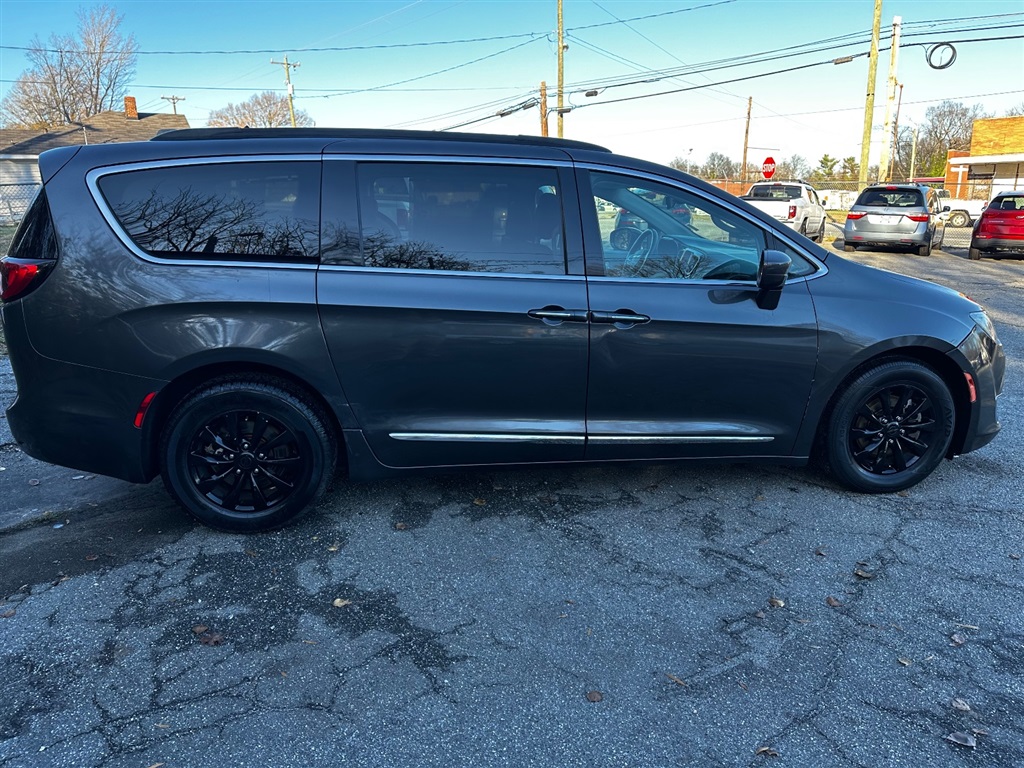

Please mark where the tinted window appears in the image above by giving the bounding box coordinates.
[354,163,566,275]
[98,162,320,261]
[855,188,925,208]
[8,188,57,261]
[993,195,1024,210]
[748,185,803,200]
[589,171,776,281]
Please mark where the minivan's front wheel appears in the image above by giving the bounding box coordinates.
[825,360,954,493]
[161,378,336,532]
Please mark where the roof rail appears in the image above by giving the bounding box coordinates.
[151,127,611,152]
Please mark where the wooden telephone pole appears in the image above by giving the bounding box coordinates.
[270,55,301,128]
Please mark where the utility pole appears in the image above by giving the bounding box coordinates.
[270,55,301,128]
[909,126,919,181]
[741,96,752,183]
[888,82,904,180]
[878,16,902,182]
[858,0,883,188]
[160,95,185,115]
[540,81,549,137]
[557,0,566,137]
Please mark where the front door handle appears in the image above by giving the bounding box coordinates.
[528,306,590,324]
[590,309,651,326]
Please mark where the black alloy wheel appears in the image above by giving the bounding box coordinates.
[825,360,955,493]
[161,378,336,531]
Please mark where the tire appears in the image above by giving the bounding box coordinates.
[799,220,808,239]
[968,247,982,260]
[160,377,337,532]
[816,219,826,243]
[823,360,955,494]
[843,243,855,253]
[948,211,969,228]
[917,239,930,257]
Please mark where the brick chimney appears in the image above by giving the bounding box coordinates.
[124,96,139,120]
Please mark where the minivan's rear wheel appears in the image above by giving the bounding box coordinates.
[824,360,954,493]
[161,378,336,531]
[968,247,982,260]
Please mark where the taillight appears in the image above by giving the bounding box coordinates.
[788,205,797,219]
[846,212,866,220]
[906,214,929,222]
[0,258,53,302]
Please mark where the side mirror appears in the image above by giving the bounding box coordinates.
[756,249,791,310]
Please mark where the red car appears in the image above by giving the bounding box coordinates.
[969,191,1024,260]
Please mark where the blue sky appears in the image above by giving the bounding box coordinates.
[2,0,1022,169]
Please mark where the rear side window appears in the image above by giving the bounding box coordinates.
[353,162,567,275]
[855,188,925,208]
[992,195,1023,210]
[8,188,58,261]
[97,161,320,261]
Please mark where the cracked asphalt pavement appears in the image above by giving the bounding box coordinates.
[1,244,1022,767]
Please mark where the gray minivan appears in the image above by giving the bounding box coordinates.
[1,129,1004,531]
[843,183,946,255]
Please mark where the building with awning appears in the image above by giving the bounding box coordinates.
[943,116,1024,201]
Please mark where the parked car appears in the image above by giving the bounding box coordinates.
[0,128,1004,531]
[740,180,828,242]
[935,189,988,228]
[843,183,946,256]
[969,190,1024,260]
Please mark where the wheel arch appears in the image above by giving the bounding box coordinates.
[140,360,347,480]
[809,345,973,461]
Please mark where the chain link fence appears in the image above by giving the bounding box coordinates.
[1,182,41,227]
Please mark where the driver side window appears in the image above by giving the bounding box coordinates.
[589,171,766,281]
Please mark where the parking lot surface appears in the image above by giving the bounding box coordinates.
[1,243,1022,767]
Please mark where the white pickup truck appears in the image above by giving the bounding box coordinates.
[740,181,828,242]
[934,189,988,228]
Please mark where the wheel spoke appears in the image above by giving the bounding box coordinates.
[891,440,908,472]
[249,472,269,510]
[190,450,231,466]
[221,474,245,509]
[251,414,270,448]
[902,396,930,422]
[260,429,296,453]
[853,437,884,460]
[878,388,895,420]
[260,467,295,489]
[856,404,884,425]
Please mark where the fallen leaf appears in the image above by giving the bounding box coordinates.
[754,494,765,502]
[897,490,910,497]
[945,731,977,748]
[85,554,99,561]
[854,568,874,580]
[280,671,288,677]
[1,610,15,619]
[768,596,785,608]
[794,618,812,624]
[332,598,353,608]
[155,723,170,729]
[950,632,967,647]
[856,560,870,566]
[146,763,166,768]
[473,498,487,506]
[394,522,408,531]
[665,673,686,686]
[972,729,989,737]
[558,613,568,619]
[826,596,843,608]
[565,599,575,605]
[586,690,603,702]
[191,625,208,635]
[327,542,341,552]
[814,547,827,557]
[198,632,224,646]
[302,640,318,645]
[1010,554,1021,561]
[898,657,913,666]
[28,479,40,486]
[755,746,780,757]
[955,622,979,630]
[754,610,766,619]
[951,698,971,712]
[738,681,749,691]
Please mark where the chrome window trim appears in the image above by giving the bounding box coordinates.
[390,432,773,445]
[318,265,584,281]
[86,156,322,270]
[325,154,574,168]
[576,162,829,282]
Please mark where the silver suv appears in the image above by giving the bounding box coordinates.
[843,183,945,256]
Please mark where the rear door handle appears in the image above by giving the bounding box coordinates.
[528,306,590,324]
[590,309,651,326]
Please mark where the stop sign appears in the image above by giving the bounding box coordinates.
[762,157,776,179]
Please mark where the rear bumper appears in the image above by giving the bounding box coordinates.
[3,302,165,483]
[970,237,1024,254]
[844,225,929,248]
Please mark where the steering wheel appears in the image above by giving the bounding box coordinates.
[624,228,658,271]
[702,258,756,282]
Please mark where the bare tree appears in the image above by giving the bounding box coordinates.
[207,92,313,128]
[893,100,990,179]
[0,4,137,128]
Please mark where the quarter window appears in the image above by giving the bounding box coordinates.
[354,163,567,275]
[97,162,320,261]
